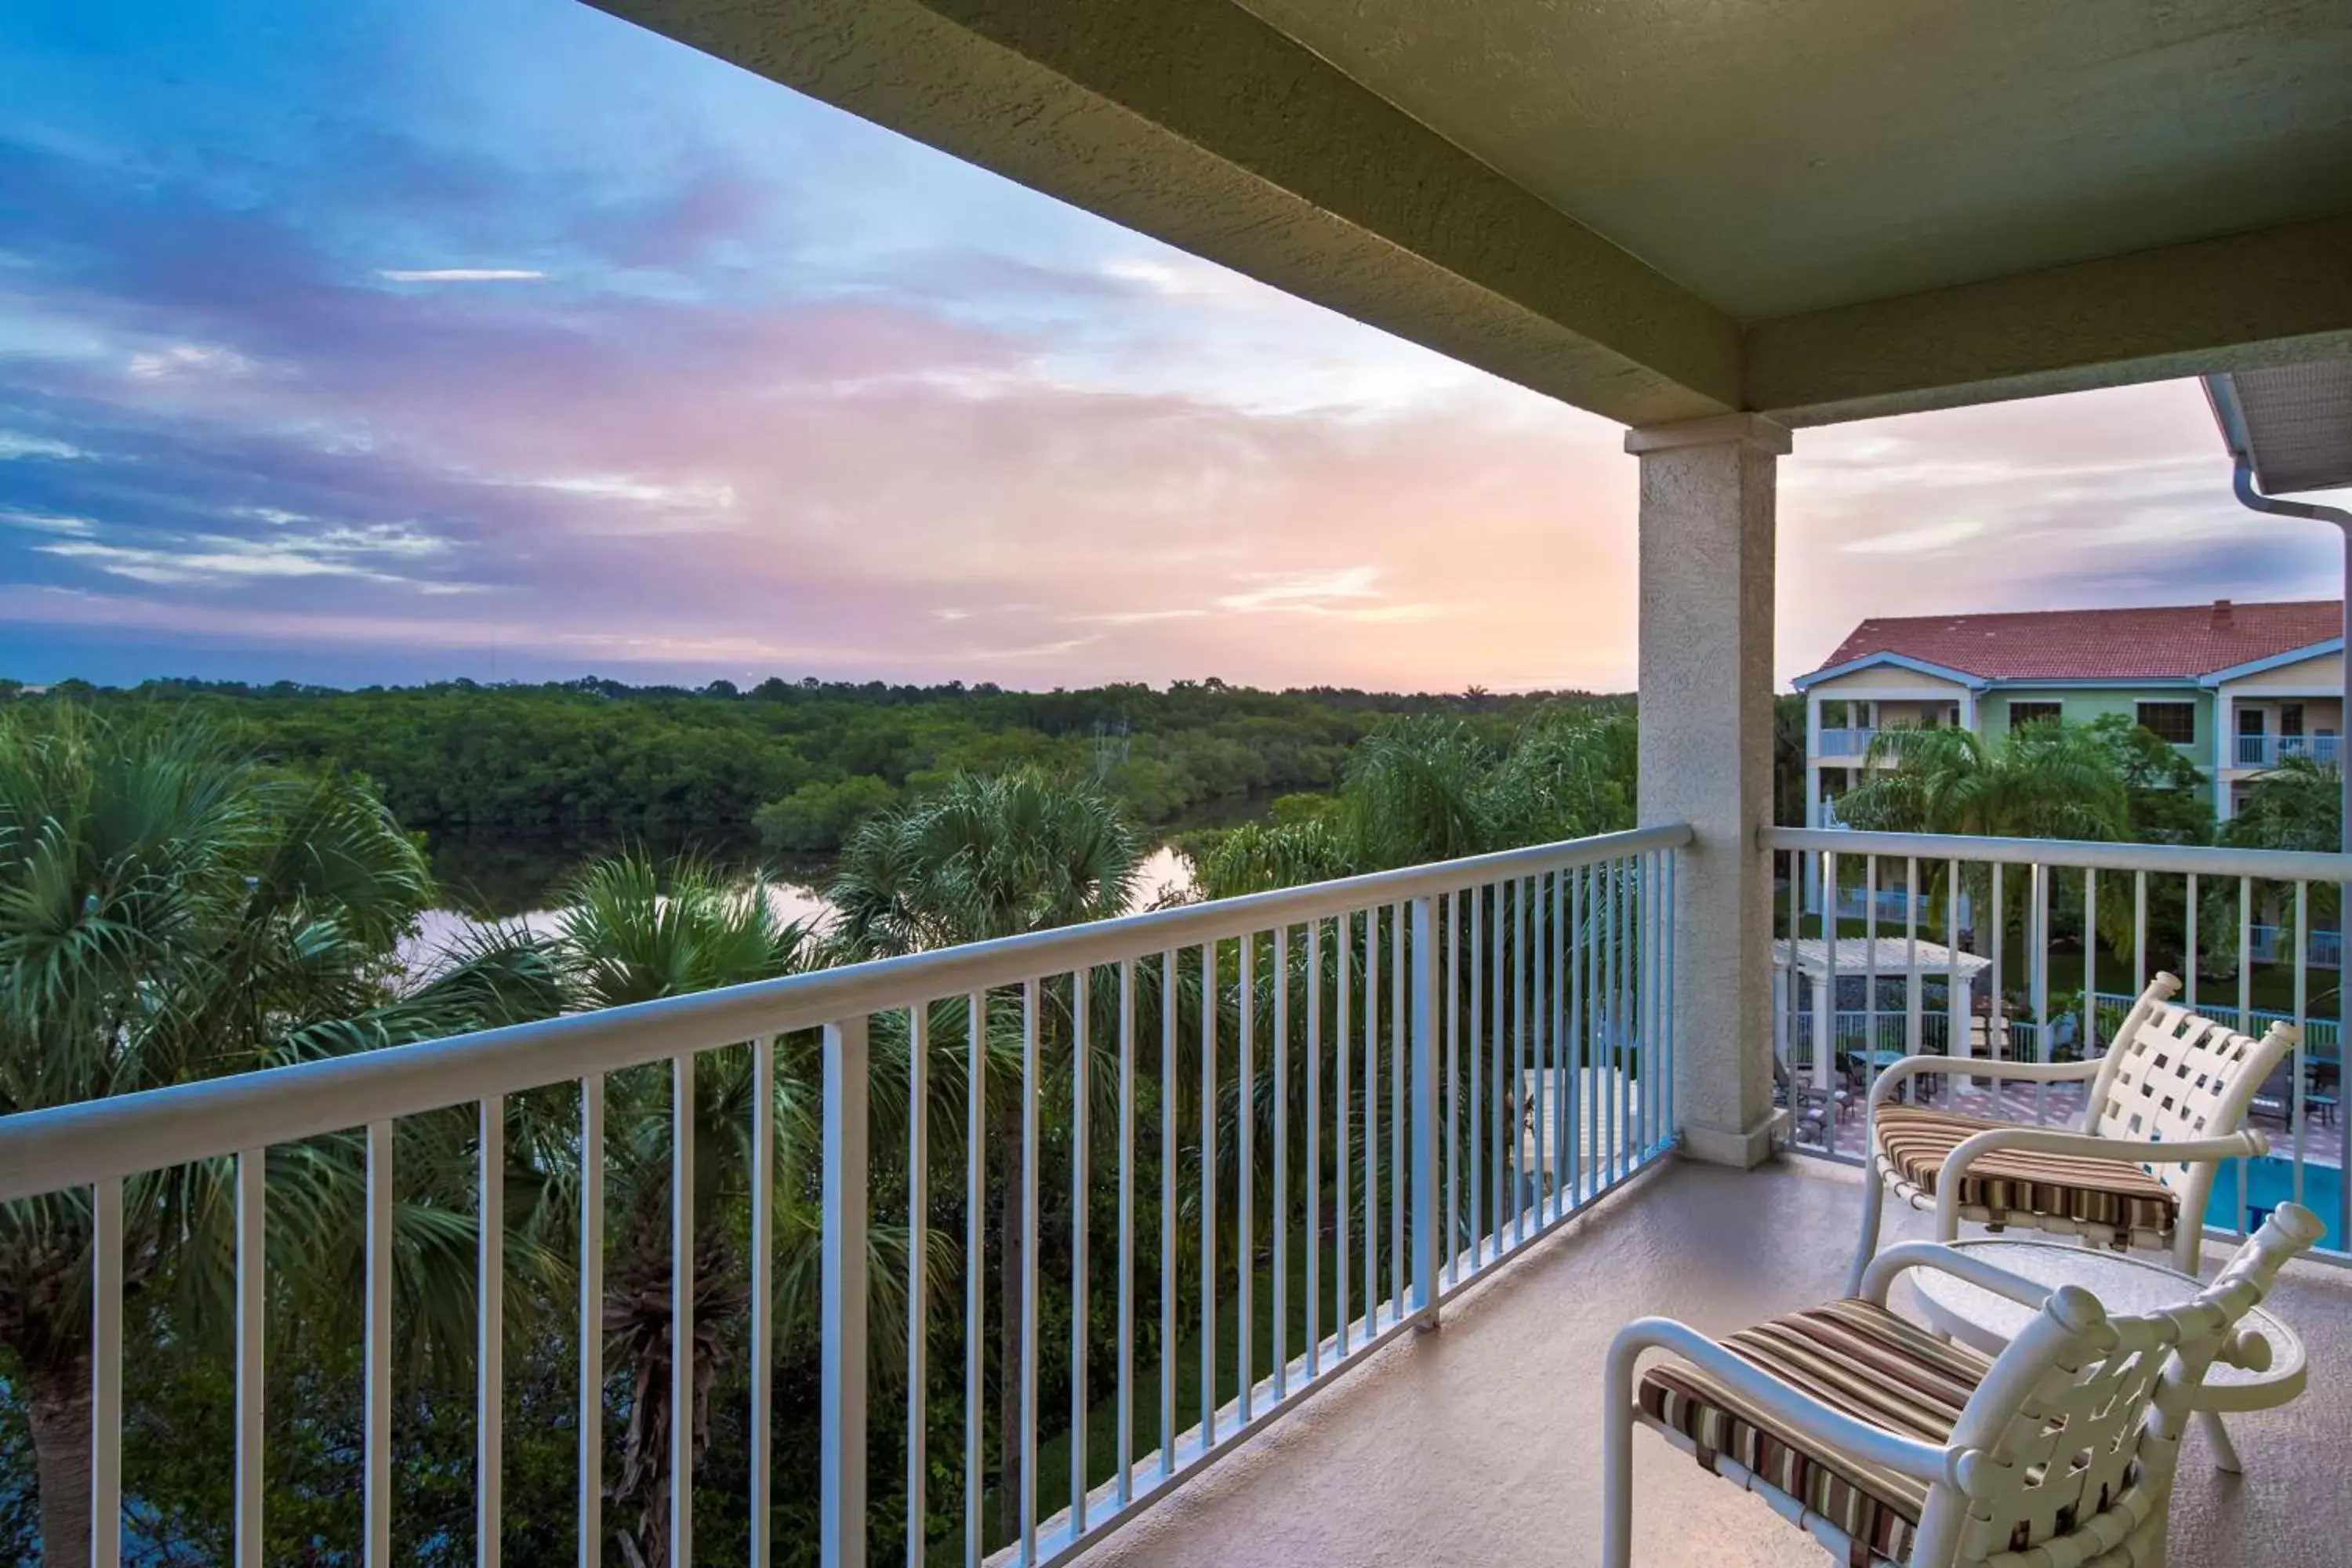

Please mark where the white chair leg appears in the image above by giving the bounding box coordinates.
[2197,1408,2245,1475]
[1846,1164,1887,1298]
[1602,1331,1643,1568]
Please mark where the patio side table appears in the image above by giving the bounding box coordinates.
[1908,1237,2306,1477]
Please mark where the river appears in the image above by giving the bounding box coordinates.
[402,830,1200,976]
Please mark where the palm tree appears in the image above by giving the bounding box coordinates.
[1838,721,2131,843]
[828,771,1142,1542]
[0,706,561,1566]
[538,852,818,1568]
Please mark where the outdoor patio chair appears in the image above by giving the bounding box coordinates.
[1602,1204,2323,1568]
[1847,973,2296,1295]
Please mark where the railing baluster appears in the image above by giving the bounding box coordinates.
[580,1077,604,1568]
[1945,859,1962,1091]
[2293,884,2309,1210]
[1470,888,1484,1269]
[2184,873,2198,1013]
[1272,926,1289,1395]
[753,1036,775,1568]
[1512,877,1528,1247]
[1409,895,1437,1320]
[235,1146,264,1568]
[2082,868,2097,1057]
[1492,880,1508,1235]
[1159,953,1176,1476]
[1571,864,1587,1202]
[1200,943,1217,1443]
[1363,908,1378,1324]
[482,1096,505,1568]
[1864,855,1879,1105]
[820,1016,870,1568]
[967,990,987,1560]
[1116,960,1136,1507]
[1663,849,1677,1149]
[1824,849,1839,1158]
[2132,871,2148,998]
[2238,875,2253,1231]
[1904,855,1921,1061]
[1237,937,1254,1421]
[1985,858,2000,1110]
[1070,970,1091,1534]
[1305,921,1322,1377]
[906,1007,927,1566]
[364,1122,392,1568]
[2031,862,2050,1126]
[1020,979,1041,1563]
[1337,916,1352,1352]
[1443,892,1460,1287]
[93,1174,123,1568]
[1391,902,1406,1312]
[666,1062,688,1568]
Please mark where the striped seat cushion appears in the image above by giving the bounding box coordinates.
[1639,1299,1990,1564]
[1873,1105,2179,1240]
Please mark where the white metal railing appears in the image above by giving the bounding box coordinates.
[2234,733,2344,768]
[1768,826,2352,1266]
[1815,727,1876,757]
[0,824,1686,1568]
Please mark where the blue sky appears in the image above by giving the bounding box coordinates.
[1,0,2340,691]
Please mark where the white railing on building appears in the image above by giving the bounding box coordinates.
[1766,826,2352,1269]
[2235,733,2344,768]
[2246,923,2346,971]
[1815,727,1876,757]
[0,824,1687,1568]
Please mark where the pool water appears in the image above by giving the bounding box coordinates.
[2204,1156,2345,1252]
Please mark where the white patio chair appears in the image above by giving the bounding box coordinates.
[1602,1203,2322,1568]
[1848,972,2296,1296]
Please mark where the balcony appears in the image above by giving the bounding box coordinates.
[1814,728,1877,757]
[2235,734,2344,768]
[4,824,2350,1566]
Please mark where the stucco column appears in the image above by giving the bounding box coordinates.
[1630,412,1790,1167]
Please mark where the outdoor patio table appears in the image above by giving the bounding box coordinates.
[1910,1237,2306,1477]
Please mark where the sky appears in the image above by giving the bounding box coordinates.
[1,0,2344,695]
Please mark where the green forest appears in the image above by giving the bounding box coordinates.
[13,676,1631,856]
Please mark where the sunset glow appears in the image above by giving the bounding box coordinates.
[2,0,2340,692]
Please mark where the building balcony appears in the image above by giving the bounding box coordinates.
[1814,727,1877,757]
[2,825,2348,1566]
[2234,733,2344,768]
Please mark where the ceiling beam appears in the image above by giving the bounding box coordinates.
[1747,215,2352,427]
[596,0,1741,426]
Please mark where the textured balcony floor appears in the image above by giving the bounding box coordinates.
[1069,1156,2352,1568]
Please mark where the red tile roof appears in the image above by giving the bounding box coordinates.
[1809,600,2343,682]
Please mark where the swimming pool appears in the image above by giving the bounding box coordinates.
[2203,1156,2345,1252]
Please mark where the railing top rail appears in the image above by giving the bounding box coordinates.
[1766,826,2352,884]
[0,822,1690,1203]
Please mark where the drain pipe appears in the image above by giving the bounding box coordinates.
[2224,456,2352,854]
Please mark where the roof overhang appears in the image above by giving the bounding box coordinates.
[1791,652,1987,693]
[2198,639,2347,688]
[2206,362,2352,495]
[595,0,2352,431]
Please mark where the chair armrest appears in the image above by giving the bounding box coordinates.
[1857,1240,2054,1312]
[1935,1126,2269,1240]
[1867,1051,2103,1111]
[1606,1316,1952,1484]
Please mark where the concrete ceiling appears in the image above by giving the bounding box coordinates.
[1239,0,2352,321]
[597,0,2352,430]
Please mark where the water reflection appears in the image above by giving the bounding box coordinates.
[402,842,1197,978]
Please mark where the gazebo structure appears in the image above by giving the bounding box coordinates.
[1772,936,1993,1093]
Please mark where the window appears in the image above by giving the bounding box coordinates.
[2008,700,2061,728]
[2136,701,2197,746]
